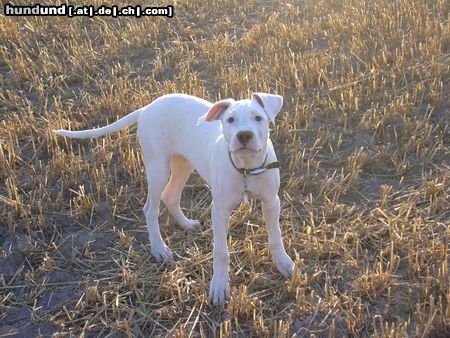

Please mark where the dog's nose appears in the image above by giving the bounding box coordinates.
[237,131,254,146]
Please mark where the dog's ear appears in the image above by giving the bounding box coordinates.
[251,93,283,122]
[205,99,234,122]
[197,99,234,126]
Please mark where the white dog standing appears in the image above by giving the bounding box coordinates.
[54,93,294,304]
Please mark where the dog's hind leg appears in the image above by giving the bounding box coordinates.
[143,158,173,263]
[162,155,201,231]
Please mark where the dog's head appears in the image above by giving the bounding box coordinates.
[200,93,283,156]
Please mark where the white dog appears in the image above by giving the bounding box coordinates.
[54,93,294,304]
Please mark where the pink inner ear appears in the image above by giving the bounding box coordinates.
[205,102,230,121]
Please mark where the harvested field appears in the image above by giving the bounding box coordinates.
[0,0,449,336]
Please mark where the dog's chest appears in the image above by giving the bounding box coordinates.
[235,173,271,202]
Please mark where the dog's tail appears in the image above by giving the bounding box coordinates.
[53,108,142,138]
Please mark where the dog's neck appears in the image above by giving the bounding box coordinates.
[229,147,267,170]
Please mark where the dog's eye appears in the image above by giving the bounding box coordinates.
[255,116,262,122]
[227,117,234,123]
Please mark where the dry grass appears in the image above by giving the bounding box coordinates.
[1,0,449,336]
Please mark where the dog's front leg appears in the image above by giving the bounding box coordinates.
[262,195,294,278]
[209,201,232,304]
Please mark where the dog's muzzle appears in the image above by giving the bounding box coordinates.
[236,130,254,146]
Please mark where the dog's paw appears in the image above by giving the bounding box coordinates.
[208,275,230,305]
[273,253,294,278]
[180,219,201,231]
[151,244,173,263]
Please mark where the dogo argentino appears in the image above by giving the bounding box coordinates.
[54,93,294,304]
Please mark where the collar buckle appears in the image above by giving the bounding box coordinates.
[249,167,267,175]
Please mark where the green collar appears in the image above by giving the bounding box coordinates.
[228,151,280,176]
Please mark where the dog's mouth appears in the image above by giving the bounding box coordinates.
[233,147,261,155]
